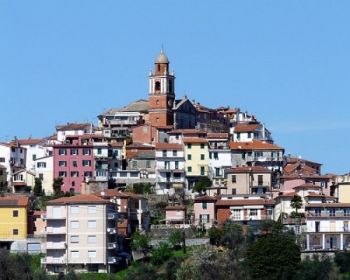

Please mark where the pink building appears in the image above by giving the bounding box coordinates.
[165,205,186,224]
[53,135,95,193]
[194,196,217,229]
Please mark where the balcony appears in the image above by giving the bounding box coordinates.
[108,213,117,220]
[307,212,350,218]
[108,257,117,264]
[108,242,117,250]
[46,227,66,235]
[46,242,66,250]
[107,228,117,234]
[41,257,66,264]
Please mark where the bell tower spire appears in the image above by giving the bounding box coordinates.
[148,50,175,127]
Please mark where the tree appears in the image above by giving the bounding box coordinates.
[334,251,350,274]
[33,178,43,196]
[133,183,153,194]
[53,177,64,197]
[193,177,212,194]
[208,226,222,245]
[150,241,172,265]
[246,226,301,280]
[131,230,150,254]
[125,263,158,280]
[220,220,244,252]
[168,229,183,248]
[290,195,303,215]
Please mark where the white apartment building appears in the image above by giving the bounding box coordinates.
[231,122,273,143]
[155,143,186,195]
[0,142,26,184]
[42,194,118,274]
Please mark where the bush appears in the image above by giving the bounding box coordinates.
[150,242,172,265]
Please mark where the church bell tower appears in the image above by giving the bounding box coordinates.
[148,49,175,127]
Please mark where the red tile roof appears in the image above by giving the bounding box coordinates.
[11,138,45,146]
[56,123,91,131]
[183,137,208,144]
[207,133,229,139]
[48,194,110,205]
[234,123,261,133]
[216,199,274,206]
[293,183,321,190]
[0,195,29,207]
[165,205,186,210]
[194,195,218,202]
[226,166,272,174]
[306,203,350,208]
[155,143,183,150]
[229,140,284,151]
[168,129,206,135]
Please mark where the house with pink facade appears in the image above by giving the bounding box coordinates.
[165,205,186,224]
[194,195,217,229]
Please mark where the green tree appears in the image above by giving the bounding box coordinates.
[220,220,244,252]
[131,230,150,254]
[125,263,158,280]
[33,178,43,196]
[290,195,303,215]
[334,251,350,274]
[208,226,222,245]
[246,227,301,280]
[168,230,183,248]
[150,241,172,265]
[133,183,153,194]
[193,177,212,194]
[53,177,64,197]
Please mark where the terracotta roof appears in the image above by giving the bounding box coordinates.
[216,199,274,206]
[288,157,322,166]
[207,133,229,139]
[48,194,110,205]
[0,196,29,207]
[11,138,45,146]
[229,140,284,151]
[155,143,183,150]
[56,123,91,131]
[226,166,272,174]
[275,192,298,198]
[234,123,261,133]
[194,195,218,202]
[183,137,208,144]
[165,205,186,210]
[168,129,206,135]
[110,142,124,148]
[94,189,144,200]
[293,183,321,190]
[283,163,318,176]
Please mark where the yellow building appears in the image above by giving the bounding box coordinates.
[0,196,29,240]
[184,137,209,188]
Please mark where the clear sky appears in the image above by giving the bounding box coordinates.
[0,1,349,174]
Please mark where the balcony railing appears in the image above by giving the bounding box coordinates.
[231,215,273,221]
[46,242,66,250]
[41,257,66,264]
[307,212,350,218]
[107,228,117,234]
[108,213,117,220]
[108,242,117,250]
[46,227,66,235]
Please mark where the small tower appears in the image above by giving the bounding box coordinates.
[148,50,175,127]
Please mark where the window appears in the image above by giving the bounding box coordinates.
[71,251,79,258]
[88,235,96,244]
[88,206,96,214]
[84,171,92,177]
[209,152,212,159]
[173,150,177,156]
[248,132,252,139]
[155,81,161,91]
[72,181,75,187]
[200,154,205,160]
[83,148,91,155]
[71,149,78,155]
[200,214,210,224]
[249,209,258,217]
[58,148,66,155]
[200,166,205,176]
[146,160,151,168]
[213,152,218,160]
[71,171,79,177]
[32,154,36,161]
[13,210,18,217]
[70,235,79,243]
[187,166,192,173]
[37,162,46,168]
[232,209,241,220]
[58,171,67,177]
[82,160,91,167]
[71,221,79,229]
[97,148,102,155]
[329,209,336,217]
[315,221,320,232]
[232,189,236,195]
[175,161,179,169]
[162,150,167,157]
[0,157,5,162]
[132,161,137,169]
[187,154,192,160]
[58,161,67,167]
[187,144,192,149]
[200,143,205,149]
[236,133,241,140]
[231,175,236,183]
[13,229,18,235]
[88,251,97,258]
[0,170,3,176]
[88,220,96,228]
[71,206,79,214]
[215,168,220,177]
[202,202,207,209]
[258,175,263,185]
[344,221,349,232]
[344,209,350,216]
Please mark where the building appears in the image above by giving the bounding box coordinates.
[0,164,6,187]
[165,205,187,224]
[193,195,217,229]
[0,195,29,242]
[42,194,118,273]
[183,137,209,189]
[225,166,273,195]
[155,143,186,195]
[33,155,54,195]
[12,169,35,192]
[56,123,92,142]
[333,173,350,203]
[232,122,272,143]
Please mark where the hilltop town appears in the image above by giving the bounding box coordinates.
[1,51,350,278]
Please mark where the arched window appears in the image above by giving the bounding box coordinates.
[155,81,161,91]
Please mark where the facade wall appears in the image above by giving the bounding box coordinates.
[194,202,215,226]
[34,156,54,195]
[184,143,209,177]
[0,206,27,240]
[226,172,271,195]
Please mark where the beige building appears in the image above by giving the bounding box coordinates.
[226,166,272,195]
[42,194,118,274]
[333,174,350,203]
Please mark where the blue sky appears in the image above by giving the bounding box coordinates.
[0,1,349,174]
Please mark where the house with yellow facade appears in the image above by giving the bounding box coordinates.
[183,137,209,189]
[0,195,29,241]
